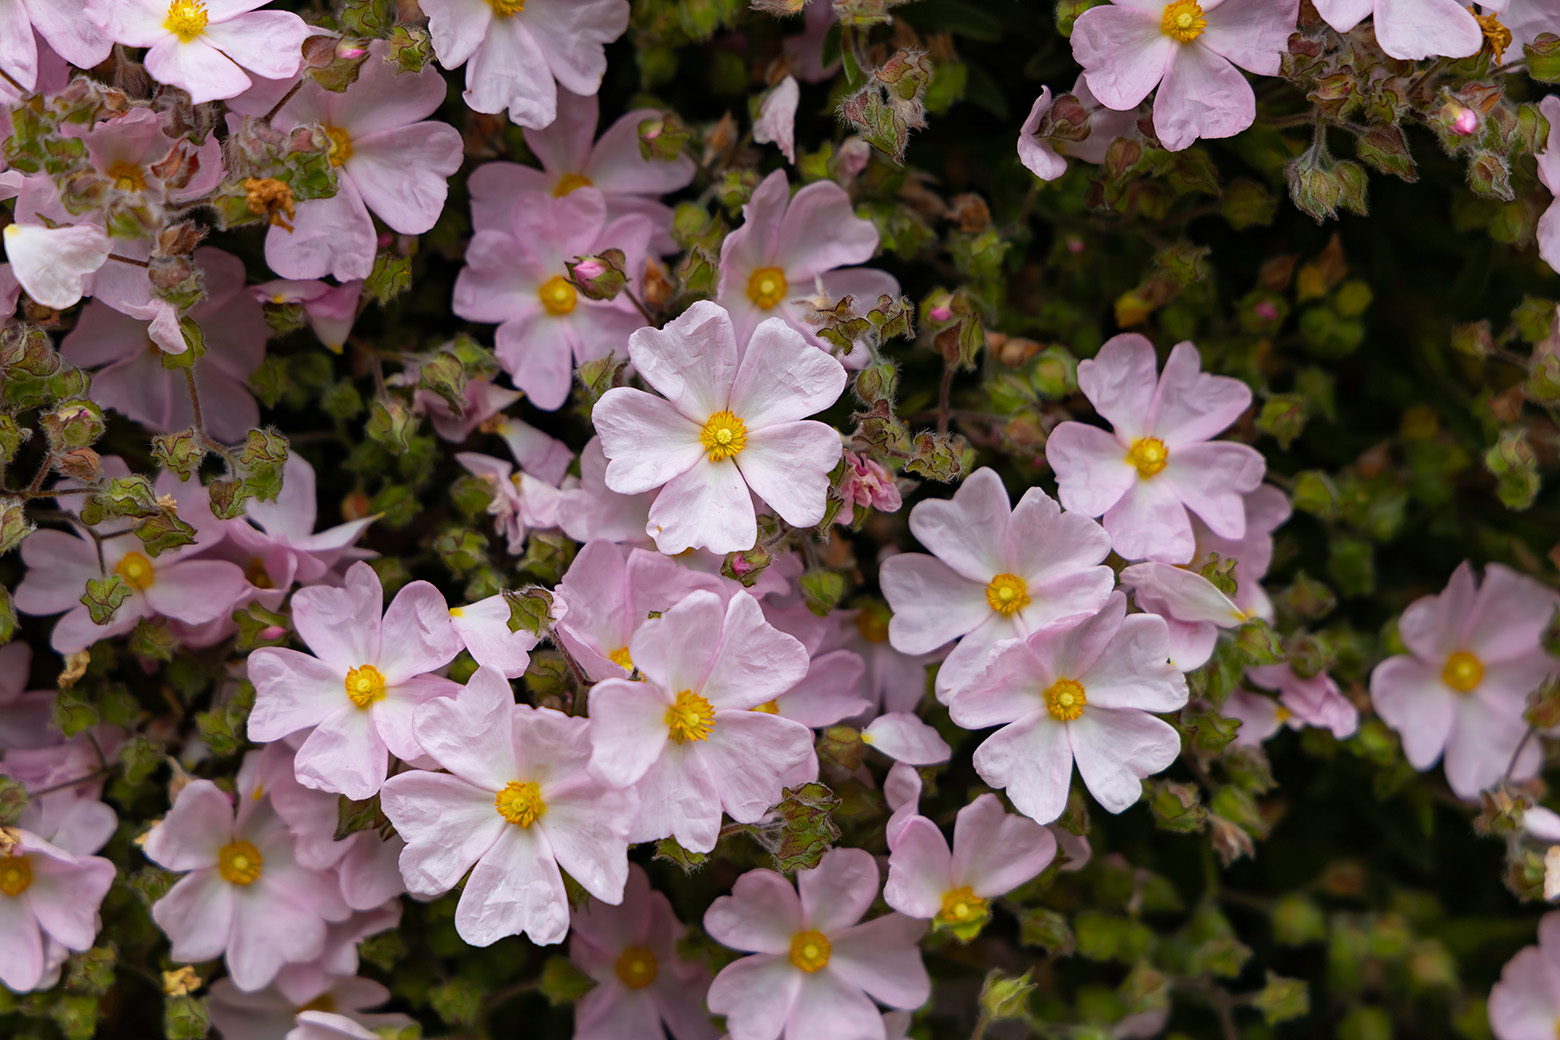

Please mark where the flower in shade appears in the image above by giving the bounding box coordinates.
[378,667,637,946]
[209,971,412,1040]
[1071,0,1297,151]
[880,466,1115,700]
[246,561,464,800]
[754,76,800,164]
[1224,664,1359,746]
[586,590,816,852]
[454,451,562,555]
[1312,0,1482,60]
[1537,95,1560,277]
[1369,562,1560,800]
[948,593,1189,824]
[704,848,929,1040]
[1489,911,1560,1039]
[568,864,718,1040]
[0,820,115,993]
[1018,76,1141,180]
[251,279,362,352]
[592,302,847,555]
[1046,333,1265,564]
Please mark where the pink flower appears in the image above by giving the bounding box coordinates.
[556,438,656,545]
[1046,333,1265,564]
[585,590,816,852]
[879,467,1115,700]
[829,604,940,716]
[1019,76,1142,180]
[143,773,348,992]
[860,713,952,766]
[449,594,544,679]
[2,223,108,309]
[1312,0,1482,60]
[0,0,110,92]
[251,280,362,352]
[569,864,718,1040]
[468,87,696,255]
[1117,561,1262,670]
[1369,563,1560,800]
[949,593,1189,824]
[1537,95,1560,277]
[837,451,902,514]
[0,822,115,993]
[223,453,375,599]
[1489,911,1560,1039]
[1072,0,1297,151]
[210,972,411,1040]
[754,76,801,164]
[705,848,929,1040]
[592,301,847,555]
[884,794,1055,936]
[454,451,562,555]
[0,643,55,751]
[418,0,629,129]
[266,41,463,281]
[75,106,224,211]
[246,561,464,800]
[716,170,898,364]
[85,0,310,105]
[1225,665,1359,746]
[378,667,637,946]
[454,188,652,411]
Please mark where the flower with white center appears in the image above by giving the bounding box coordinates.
[2,223,109,310]
[592,301,847,555]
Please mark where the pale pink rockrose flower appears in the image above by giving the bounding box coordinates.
[266,40,463,282]
[418,0,629,128]
[1489,911,1560,1039]
[455,451,563,555]
[1311,0,1481,60]
[60,248,267,441]
[449,594,546,679]
[592,301,847,555]
[0,642,55,750]
[557,438,657,545]
[1537,95,1559,277]
[828,604,940,716]
[454,187,652,411]
[585,590,816,852]
[884,793,1055,938]
[379,667,637,946]
[1224,663,1359,747]
[754,76,801,164]
[2,223,108,310]
[569,864,719,1040]
[0,0,110,91]
[251,280,362,352]
[143,773,349,992]
[246,561,465,800]
[949,593,1189,824]
[879,466,1115,701]
[553,539,725,682]
[1369,562,1560,800]
[715,170,898,365]
[762,602,873,730]
[1018,76,1142,180]
[210,971,411,1040]
[1117,560,1266,670]
[468,87,696,256]
[1046,333,1265,564]
[1072,0,1297,152]
[0,818,115,992]
[705,848,929,1040]
[837,451,902,516]
[860,713,952,766]
[84,0,309,105]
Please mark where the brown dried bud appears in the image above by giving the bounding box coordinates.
[242,177,296,231]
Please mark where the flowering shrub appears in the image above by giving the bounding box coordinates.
[4,1,1560,1038]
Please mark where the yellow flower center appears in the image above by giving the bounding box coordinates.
[218,840,263,886]
[790,930,831,972]
[984,573,1030,617]
[108,162,147,192]
[164,0,209,42]
[1160,0,1206,42]
[115,551,155,591]
[936,886,988,927]
[344,664,387,709]
[323,126,353,168]
[751,700,780,714]
[1127,436,1169,478]
[488,0,526,15]
[0,855,31,897]
[538,275,577,317]
[666,690,716,743]
[700,410,748,463]
[614,946,659,989]
[746,267,789,310]
[245,558,273,590]
[1442,651,1484,694]
[609,646,634,671]
[1045,677,1087,721]
[494,781,546,826]
[553,172,593,196]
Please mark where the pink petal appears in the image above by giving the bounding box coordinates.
[419,0,493,68]
[701,592,811,709]
[1046,422,1138,520]
[1072,3,1175,111]
[771,179,879,279]
[376,580,461,683]
[906,467,1011,582]
[698,711,815,822]
[586,679,673,788]
[593,387,705,495]
[1201,0,1299,75]
[378,770,505,894]
[951,794,1056,898]
[293,707,389,801]
[1066,708,1180,813]
[734,420,841,528]
[1374,0,1482,59]
[645,458,756,555]
[1077,333,1160,439]
[142,780,232,871]
[348,122,464,234]
[200,11,309,81]
[798,847,877,933]
[292,562,383,671]
[786,967,890,1039]
[1103,477,1196,563]
[1146,342,1252,445]
[727,319,848,427]
[972,712,1073,824]
[706,954,802,1040]
[705,870,803,954]
[861,713,951,766]
[880,553,990,656]
[1152,41,1256,151]
[627,301,739,419]
[826,913,929,1008]
[152,870,234,964]
[246,648,343,742]
[883,816,952,918]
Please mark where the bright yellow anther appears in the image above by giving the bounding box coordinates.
[609,646,634,671]
[323,126,353,167]
[108,162,147,192]
[553,172,593,197]
[614,946,659,989]
[1442,651,1484,694]
[984,573,1030,617]
[936,885,988,927]
[494,781,546,826]
[538,275,577,317]
[0,855,31,897]
[700,410,748,463]
[1045,677,1087,721]
[789,930,831,972]
[1160,0,1206,42]
[165,0,209,42]
[218,840,263,886]
[666,690,715,743]
[115,551,155,591]
[1126,436,1169,478]
[344,665,387,709]
[746,267,789,310]
[488,0,526,14]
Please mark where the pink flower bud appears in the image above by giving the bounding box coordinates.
[573,258,608,282]
[1448,105,1478,136]
[1066,236,1086,254]
[929,305,953,323]
[1255,301,1279,322]
[336,42,368,60]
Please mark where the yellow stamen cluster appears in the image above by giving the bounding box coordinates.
[344,664,387,709]
[1045,677,1087,722]
[553,172,593,197]
[614,946,659,989]
[323,126,353,168]
[700,410,748,463]
[108,162,147,192]
[538,275,578,317]
[1160,1,1206,43]
[1442,651,1484,694]
[746,267,789,310]
[0,855,31,897]
[115,551,155,591]
[164,0,209,42]
[218,840,263,886]
[936,886,988,928]
[1127,436,1169,478]
[494,780,546,826]
[488,0,527,15]
[666,690,716,743]
[985,573,1030,617]
[609,646,634,671]
[790,930,831,972]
